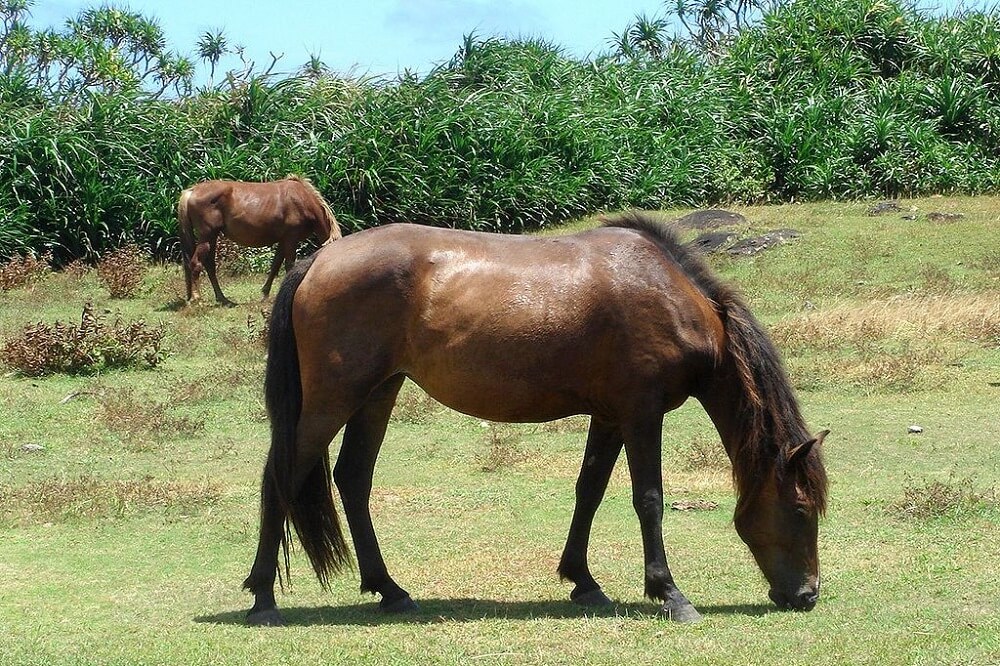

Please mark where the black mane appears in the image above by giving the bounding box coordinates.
[602,211,828,513]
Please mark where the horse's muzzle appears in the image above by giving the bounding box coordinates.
[769,587,819,611]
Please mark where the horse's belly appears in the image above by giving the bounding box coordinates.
[410,371,583,423]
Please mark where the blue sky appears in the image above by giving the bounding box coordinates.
[30,1,669,79]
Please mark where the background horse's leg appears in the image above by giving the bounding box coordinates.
[187,238,211,302]
[261,241,297,299]
[622,415,703,623]
[201,236,233,306]
[558,418,623,607]
[332,375,416,612]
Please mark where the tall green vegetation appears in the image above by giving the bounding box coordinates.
[2,0,999,263]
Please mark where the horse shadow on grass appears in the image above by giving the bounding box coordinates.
[195,598,772,627]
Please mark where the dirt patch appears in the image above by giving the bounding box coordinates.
[670,499,719,512]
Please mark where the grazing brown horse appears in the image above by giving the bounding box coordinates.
[177,175,341,306]
[242,212,829,626]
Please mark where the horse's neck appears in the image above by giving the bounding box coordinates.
[695,362,758,465]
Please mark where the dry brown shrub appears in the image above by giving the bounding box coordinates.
[97,243,147,298]
[0,475,222,526]
[478,422,529,472]
[677,434,730,472]
[539,415,590,434]
[890,474,998,521]
[217,238,272,276]
[61,259,90,279]
[0,303,166,376]
[0,252,51,291]
[391,381,441,424]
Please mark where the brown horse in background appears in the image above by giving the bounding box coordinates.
[242,212,829,626]
[178,175,341,306]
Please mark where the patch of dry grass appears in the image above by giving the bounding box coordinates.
[217,309,271,358]
[774,293,1000,350]
[97,385,205,451]
[390,380,443,425]
[538,415,590,434]
[0,475,222,526]
[674,434,730,472]
[774,293,1000,391]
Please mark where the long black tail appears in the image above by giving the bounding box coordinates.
[262,251,352,589]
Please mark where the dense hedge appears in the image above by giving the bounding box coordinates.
[2,0,999,263]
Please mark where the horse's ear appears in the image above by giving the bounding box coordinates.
[788,430,829,464]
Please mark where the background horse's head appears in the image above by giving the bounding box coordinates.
[734,431,828,611]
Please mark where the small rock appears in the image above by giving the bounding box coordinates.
[686,231,738,254]
[727,229,800,256]
[868,201,901,216]
[21,443,45,453]
[908,425,924,434]
[927,212,964,223]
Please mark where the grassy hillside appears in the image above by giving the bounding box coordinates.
[0,198,998,665]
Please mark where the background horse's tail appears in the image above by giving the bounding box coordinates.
[262,252,352,588]
[177,188,195,298]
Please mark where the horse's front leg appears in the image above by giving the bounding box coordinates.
[623,415,703,622]
[333,376,415,612]
[202,237,234,306]
[558,418,623,607]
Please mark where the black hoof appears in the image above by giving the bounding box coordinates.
[571,587,613,608]
[380,595,419,614]
[246,607,285,626]
[659,600,703,623]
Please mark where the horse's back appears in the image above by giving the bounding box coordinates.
[294,223,724,422]
[184,179,317,246]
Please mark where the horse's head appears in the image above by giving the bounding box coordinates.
[734,430,828,611]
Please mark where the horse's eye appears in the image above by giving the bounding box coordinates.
[795,505,810,518]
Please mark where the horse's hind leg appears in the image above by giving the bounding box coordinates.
[243,412,347,626]
[558,418,623,608]
[242,455,290,625]
[261,242,297,299]
[332,375,415,612]
[622,415,702,623]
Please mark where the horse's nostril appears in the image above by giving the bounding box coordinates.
[797,591,819,610]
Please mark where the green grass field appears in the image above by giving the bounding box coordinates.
[1,198,998,665]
